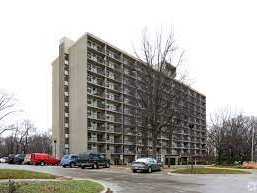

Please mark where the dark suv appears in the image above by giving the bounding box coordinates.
[77,153,110,169]
[8,154,25,164]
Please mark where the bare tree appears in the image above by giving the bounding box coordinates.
[135,29,190,158]
[16,120,35,154]
[0,121,51,156]
[0,92,17,135]
[208,109,257,164]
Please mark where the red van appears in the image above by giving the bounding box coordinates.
[31,153,60,166]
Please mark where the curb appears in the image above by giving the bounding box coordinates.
[89,179,109,193]
[65,177,111,193]
[167,172,185,176]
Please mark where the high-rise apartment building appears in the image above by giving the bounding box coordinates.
[52,33,206,165]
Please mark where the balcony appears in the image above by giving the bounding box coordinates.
[124,109,136,116]
[106,107,122,114]
[88,138,97,143]
[124,69,136,78]
[97,126,106,131]
[124,99,137,107]
[106,139,114,143]
[88,54,105,64]
[88,92,105,99]
[124,149,136,155]
[106,124,114,132]
[124,140,136,145]
[106,61,122,71]
[98,148,106,154]
[88,78,105,87]
[124,90,136,98]
[97,138,106,143]
[106,70,114,78]
[88,41,105,53]
[88,101,105,109]
[88,125,97,131]
[137,140,142,145]
[113,149,122,154]
[89,68,105,77]
[114,127,122,133]
[107,50,121,61]
[114,138,122,144]
[97,114,105,121]
[106,116,122,123]
[124,128,136,135]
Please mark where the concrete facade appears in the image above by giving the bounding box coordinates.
[52,33,207,164]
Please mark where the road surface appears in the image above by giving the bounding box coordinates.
[0,164,256,193]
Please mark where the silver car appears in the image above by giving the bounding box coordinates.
[131,158,161,173]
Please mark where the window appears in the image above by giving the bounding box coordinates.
[87,87,92,94]
[71,156,77,160]
[88,75,92,81]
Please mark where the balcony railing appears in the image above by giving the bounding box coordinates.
[114,139,122,144]
[97,138,106,142]
[114,128,122,133]
[124,141,136,145]
[113,149,122,154]
[88,42,105,53]
[88,79,105,87]
[88,138,97,142]
[88,126,97,131]
[107,51,121,61]
[124,149,136,154]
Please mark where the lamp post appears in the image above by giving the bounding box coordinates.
[251,126,255,162]
[53,140,57,158]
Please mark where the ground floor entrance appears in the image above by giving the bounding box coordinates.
[108,154,200,165]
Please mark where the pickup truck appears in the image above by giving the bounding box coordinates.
[77,153,110,169]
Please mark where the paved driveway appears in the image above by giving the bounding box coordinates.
[0,164,256,193]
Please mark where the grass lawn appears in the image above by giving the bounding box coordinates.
[173,167,251,174]
[0,180,104,193]
[0,169,56,179]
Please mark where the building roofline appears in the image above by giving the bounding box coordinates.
[51,57,59,66]
[86,32,140,62]
[86,33,205,97]
[52,32,206,97]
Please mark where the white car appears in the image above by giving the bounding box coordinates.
[131,158,161,173]
[0,157,8,163]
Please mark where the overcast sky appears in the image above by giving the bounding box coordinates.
[0,0,256,129]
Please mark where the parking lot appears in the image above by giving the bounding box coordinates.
[1,163,256,193]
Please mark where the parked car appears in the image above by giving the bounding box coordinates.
[13,154,26,164]
[0,157,8,163]
[60,154,79,168]
[23,154,32,165]
[7,154,16,164]
[77,153,110,169]
[131,158,161,173]
[31,153,60,166]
